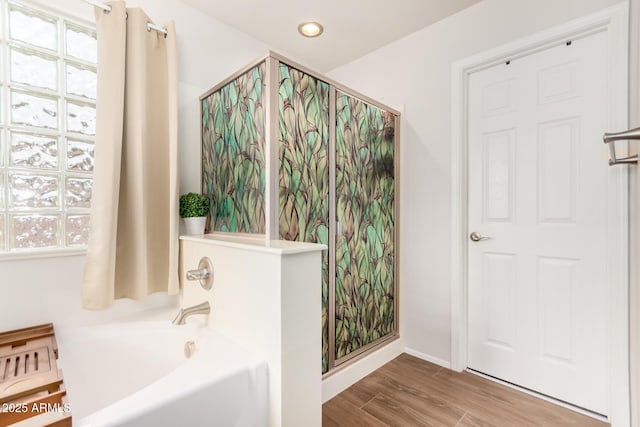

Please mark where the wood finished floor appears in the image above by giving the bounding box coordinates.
[322,354,608,427]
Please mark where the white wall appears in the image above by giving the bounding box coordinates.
[327,0,626,364]
[0,0,270,331]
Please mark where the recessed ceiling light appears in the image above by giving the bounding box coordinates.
[298,21,323,38]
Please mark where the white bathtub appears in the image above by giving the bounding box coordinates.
[56,318,267,427]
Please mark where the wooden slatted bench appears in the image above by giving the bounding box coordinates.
[0,324,71,427]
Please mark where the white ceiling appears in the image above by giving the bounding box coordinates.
[179,0,481,72]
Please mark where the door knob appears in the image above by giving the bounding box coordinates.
[469,232,491,242]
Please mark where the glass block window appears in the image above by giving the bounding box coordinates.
[0,1,96,253]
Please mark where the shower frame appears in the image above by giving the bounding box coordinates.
[199,51,401,376]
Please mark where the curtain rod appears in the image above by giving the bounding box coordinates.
[81,0,168,37]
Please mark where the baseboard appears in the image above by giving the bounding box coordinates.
[404,347,451,369]
[321,338,404,403]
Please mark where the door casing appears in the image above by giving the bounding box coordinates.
[450,4,629,425]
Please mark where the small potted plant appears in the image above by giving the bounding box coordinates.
[179,192,210,235]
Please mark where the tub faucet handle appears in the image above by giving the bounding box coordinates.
[185,257,214,290]
[186,268,209,280]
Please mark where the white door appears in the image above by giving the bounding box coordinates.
[467,30,610,415]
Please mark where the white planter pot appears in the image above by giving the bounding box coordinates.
[183,216,207,235]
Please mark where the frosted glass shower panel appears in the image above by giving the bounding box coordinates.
[277,63,330,373]
[201,63,266,233]
[335,91,396,360]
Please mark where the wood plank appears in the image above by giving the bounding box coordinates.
[323,395,389,427]
[336,381,378,408]
[376,356,551,427]
[455,412,499,427]
[377,353,441,379]
[0,390,67,425]
[6,410,70,427]
[0,325,54,349]
[361,393,445,427]
[358,371,465,426]
[0,358,6,383]
[1,378,64,405]
[435,369,606,427]
[323,353,609,427]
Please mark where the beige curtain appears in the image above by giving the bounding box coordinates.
[82,1,179,309]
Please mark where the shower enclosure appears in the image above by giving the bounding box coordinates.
[200,52,399,375]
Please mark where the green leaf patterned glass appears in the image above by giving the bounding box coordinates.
[335,91,396,360]
[202,63,266,233]
[277,63,331,373]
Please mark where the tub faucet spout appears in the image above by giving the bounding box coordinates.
[172,301,211,325]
